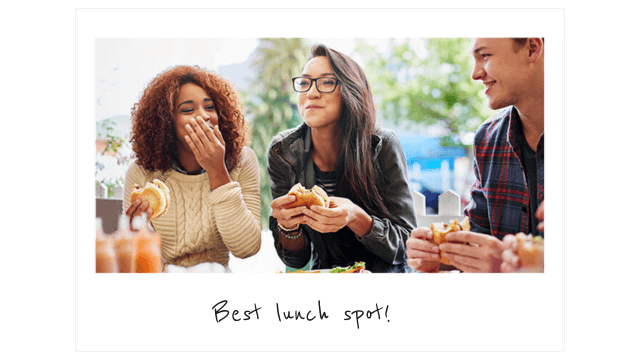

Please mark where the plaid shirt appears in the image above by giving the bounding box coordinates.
[463,106,544,239]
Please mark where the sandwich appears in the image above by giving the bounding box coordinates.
[284,183,330,210]
[430,217,470,265]
[515,233,544,272]
[130,179,170,220]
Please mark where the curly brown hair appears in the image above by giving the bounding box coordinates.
[130,65,249,172]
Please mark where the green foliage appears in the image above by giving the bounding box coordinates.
[243,38,310,229]
[97,118,125,155]
[355,38,493,154]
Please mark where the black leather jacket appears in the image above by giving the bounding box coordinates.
[267,123,416,273]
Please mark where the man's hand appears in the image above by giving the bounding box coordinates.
[439,231,508,273]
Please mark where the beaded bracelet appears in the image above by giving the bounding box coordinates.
[277,222,301,239]
[280,228,301,239]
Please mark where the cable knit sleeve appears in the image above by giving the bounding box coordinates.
[208,147,262,259]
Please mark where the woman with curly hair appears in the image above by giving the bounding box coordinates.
[124,65,261,269]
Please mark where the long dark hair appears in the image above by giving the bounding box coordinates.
[308,44,395,222]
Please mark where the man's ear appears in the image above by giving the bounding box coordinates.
[528,38,544,63]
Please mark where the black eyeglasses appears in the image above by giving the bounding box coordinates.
[292,76,339,93]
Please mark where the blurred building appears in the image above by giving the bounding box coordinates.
[394,130,472,213]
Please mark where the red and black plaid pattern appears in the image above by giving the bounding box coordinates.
[464,106,544,239]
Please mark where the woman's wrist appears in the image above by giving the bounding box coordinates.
[348,206,374,237]
[278,222,300,232]
[278,224,304,251]
[208,171,231,191]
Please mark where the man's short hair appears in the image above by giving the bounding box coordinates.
[512,38,544,52]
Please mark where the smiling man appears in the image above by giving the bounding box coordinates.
[467,37,545,233]
[473,38,545,146]
[406,38,545,273]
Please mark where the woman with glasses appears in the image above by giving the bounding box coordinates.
[268,44,416,273]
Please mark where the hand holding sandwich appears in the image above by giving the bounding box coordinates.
[271,183,329,233]
[407,218,469,273]
[406,227,441,273]
[126,198,154,224]
[439,231,508,273]
[271,194,307,232]
[126,179,171,228]
[501,233,544,273]
[502,202,545,272]
[302,196,373,237]
[272,183,373,238]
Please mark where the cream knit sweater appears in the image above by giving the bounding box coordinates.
[123,146,262,267]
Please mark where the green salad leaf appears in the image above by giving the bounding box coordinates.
[329,261,366,273]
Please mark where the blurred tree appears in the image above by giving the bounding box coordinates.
[96,118,124,156]
[355,38,494,154]
[243,38,309,229]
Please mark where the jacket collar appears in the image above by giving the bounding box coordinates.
[276,122,384,187]
[278,122,384,161]
[287,123,313,167]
